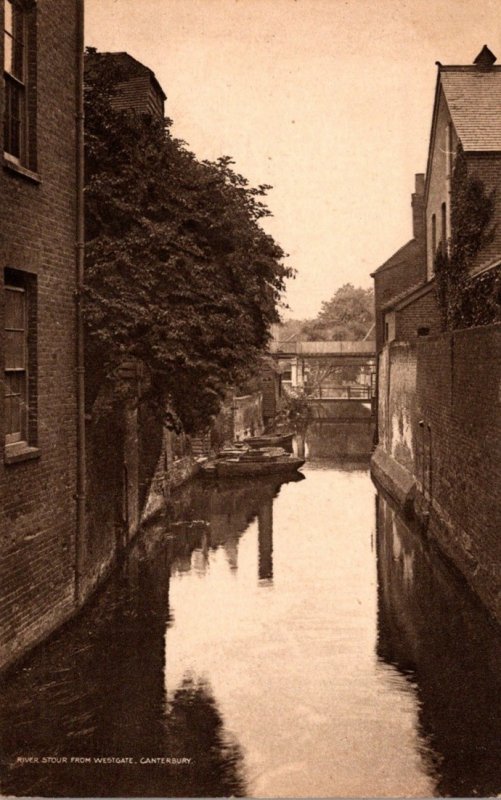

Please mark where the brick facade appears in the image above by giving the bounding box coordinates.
[393,284,442,341]
[372,174,427,352]
[373,324,501,623]
[0,0,81,669]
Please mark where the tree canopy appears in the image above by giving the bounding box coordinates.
[83,50,293,432]
[278,284,374,342]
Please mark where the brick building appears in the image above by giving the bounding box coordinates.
[0,0,84,670]
[85,50,166,120]
[372,47,501,624]
[372,46,501,352]
[371,174,429,353]
[425,45,501,280]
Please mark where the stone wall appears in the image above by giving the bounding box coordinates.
[372,323,501,622]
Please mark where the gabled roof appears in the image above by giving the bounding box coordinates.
[370,238,420,277]
[424,47,501,204]
[441,67,501,151]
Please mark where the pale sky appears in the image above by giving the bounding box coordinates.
[85,0,500,319]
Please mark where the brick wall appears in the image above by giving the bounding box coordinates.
[375,323,501,621]
[0,0,80,669]
[395,287,442,341]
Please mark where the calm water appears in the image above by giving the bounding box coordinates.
[0,419,500,797]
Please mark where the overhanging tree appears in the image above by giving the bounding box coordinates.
[84,50,293,432]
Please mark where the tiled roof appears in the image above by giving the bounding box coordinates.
[441,67,501,151]
[371,239,420,276]
[88,51,167,101]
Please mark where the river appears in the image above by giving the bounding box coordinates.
[0,418,500,797]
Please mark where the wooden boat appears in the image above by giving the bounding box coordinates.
[245,432,294,449]
[215,454,305,478]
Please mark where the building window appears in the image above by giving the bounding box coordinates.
[4,269,37,451]
[3,0,36,167]
[441,202,447,255]
[446,123,453,178]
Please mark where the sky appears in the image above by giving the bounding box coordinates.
[85,0,501,319]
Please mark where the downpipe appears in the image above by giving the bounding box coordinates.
[74,0,86,605]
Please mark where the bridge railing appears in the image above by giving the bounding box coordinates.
[306,385,373,400]
[269,340,375,356]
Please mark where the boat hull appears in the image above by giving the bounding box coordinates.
[215,456,305,478]
[245,433,294,450]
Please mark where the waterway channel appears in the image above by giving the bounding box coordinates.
[0,417,500,797]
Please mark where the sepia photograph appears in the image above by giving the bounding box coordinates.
[0,0,500,797]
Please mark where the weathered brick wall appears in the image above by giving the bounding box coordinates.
[384,342,417,475]
[396,288,442,341]
[376,323,501,621]
[0,0,80,669]
[416,324,501,618]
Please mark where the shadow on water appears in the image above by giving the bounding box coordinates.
[376,492,501,798]
[0,473,300,798]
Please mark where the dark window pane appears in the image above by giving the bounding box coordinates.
[5,331,25,369]
[5,372,25,439]
[5,287,25,328]
[10,392,21,435]
[4,77,23,158]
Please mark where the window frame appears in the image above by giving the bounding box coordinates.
[3,0,37,172]
[3,268,38,461]
[3,0,28,163]
[441,201,447,256]
[4,283,28,446]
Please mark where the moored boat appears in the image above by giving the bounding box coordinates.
[215,454,305,478]
[245,432,294,449]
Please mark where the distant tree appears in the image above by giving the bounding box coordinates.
[84,50,293,432]
[275,318,308,342]
[301,284,374,341]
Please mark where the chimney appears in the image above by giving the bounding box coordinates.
[412,173,425,242]
[474,45,497,70]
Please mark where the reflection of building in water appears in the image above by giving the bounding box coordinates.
[258,497,274,583]
[376,493,501,798]
[306,421,374,460]
[0,520,247,799]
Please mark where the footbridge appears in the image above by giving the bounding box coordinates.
[268,340,376,401]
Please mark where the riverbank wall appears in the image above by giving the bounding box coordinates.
[1,386,264,673]
[371,322,501,623]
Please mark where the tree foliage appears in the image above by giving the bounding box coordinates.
[83,50,293,432]
[276,285,374,342]
[434,143,496,330]
[292,284,374,341]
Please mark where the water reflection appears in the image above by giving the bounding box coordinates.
[257,498,273,583]
[376,493,501,797]
[1,429,500,798]
[0,474,300,798]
